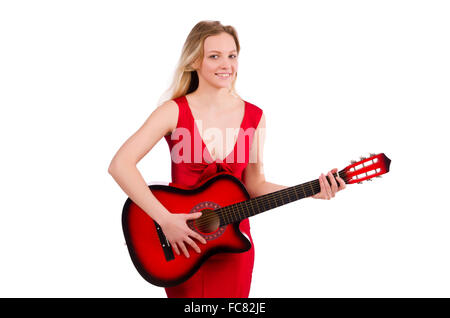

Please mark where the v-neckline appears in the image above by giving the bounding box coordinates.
[184,95,247,163]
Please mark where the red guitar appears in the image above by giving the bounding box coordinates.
[122,153,391,287]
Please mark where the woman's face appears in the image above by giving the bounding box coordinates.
[194,32,238,90]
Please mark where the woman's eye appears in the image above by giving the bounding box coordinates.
[209,55,237,59]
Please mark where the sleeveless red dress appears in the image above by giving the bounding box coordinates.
[163,95,263,298]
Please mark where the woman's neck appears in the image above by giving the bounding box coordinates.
[188,88,238,111]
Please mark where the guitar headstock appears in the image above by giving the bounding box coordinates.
[340,153,391,184]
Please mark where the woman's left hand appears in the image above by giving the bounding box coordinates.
[312,168,346,200]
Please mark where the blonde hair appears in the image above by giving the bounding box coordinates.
[157,20,242,106]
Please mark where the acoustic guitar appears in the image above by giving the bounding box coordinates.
[122,153,391,287]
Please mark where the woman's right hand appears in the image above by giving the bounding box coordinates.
[159,212,207,258]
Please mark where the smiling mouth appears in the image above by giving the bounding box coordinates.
[215,73,232,78]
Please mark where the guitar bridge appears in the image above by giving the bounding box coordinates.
[154,220,175,262]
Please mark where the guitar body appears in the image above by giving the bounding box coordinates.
[122,173,252,287]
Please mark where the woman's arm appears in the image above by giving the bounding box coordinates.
[108,100,206,258]
[108,101,177,224]
[243,113,288,197]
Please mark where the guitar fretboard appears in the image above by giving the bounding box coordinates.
[217,170,347,226]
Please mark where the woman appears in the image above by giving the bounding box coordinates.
[108,20,346,298]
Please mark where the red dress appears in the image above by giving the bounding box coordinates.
[163,95,263,298]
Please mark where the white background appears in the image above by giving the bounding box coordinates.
[1,0,449,297]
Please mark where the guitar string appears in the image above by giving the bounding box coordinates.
[182,158,382,228]
[192,180,330,227]
[192,171,348,227]
[191,172,350,228]
[192,167,377,228]
[191,180,330,229]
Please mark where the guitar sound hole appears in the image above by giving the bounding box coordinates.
[194,209,220,234]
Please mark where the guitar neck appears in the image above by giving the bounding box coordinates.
[218,170,347,226]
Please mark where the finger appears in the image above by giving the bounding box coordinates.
[172,242,180,256]
[332,168,343,190]
[189,229,207,244]
[328,170,338,196]
[185,237,201,254]
[185,212,203,220]
[336,176,346,190]
[323,173,332,199]
[314,174,325,199]
[332,168,346,191]
[178,241,190,258]
[331,168,339,182]
[328,171,338,192]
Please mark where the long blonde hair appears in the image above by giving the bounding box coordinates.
[157,20,242,106]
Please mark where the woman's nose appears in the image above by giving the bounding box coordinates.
[219,58,232,68]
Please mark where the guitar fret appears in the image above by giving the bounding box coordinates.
[252,199,257,215]
[267,196,274,210]
[258,198,264,214]
[273,195,279,207]
[244,201,250,218]
[222,207,228,224]
[301,184,306,198]
[231,206,236,222]
[235,203,240,222]
[309,181,314,194]
[294,187,299,200]
[236,202,241,221]
[248,200,253,217]
[288,189,295,202]
[226,206,231,223]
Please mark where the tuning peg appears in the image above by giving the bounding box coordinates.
[350,160,357,164]
[376,175,382,178]
[369,153,376,157]
[357,181,363,184]
[360,156,366,161]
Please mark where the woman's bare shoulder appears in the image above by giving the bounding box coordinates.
[156,99,178,115]
[152,99,179,137]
